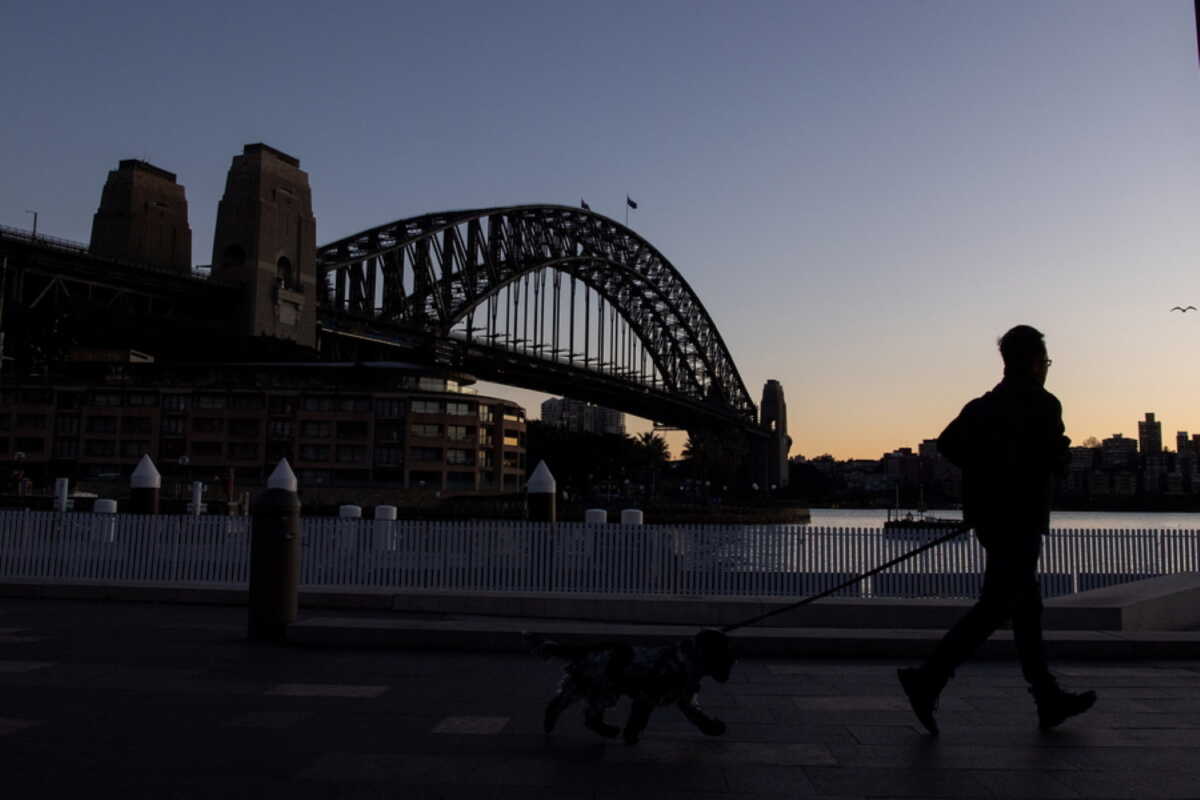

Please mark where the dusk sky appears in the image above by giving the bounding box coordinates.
[3,1,1199,460]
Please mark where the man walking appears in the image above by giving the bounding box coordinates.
[898,325,1096,734]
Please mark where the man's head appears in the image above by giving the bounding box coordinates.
[998,325,1050,384]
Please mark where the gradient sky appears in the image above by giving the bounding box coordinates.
[3,1,1199,460]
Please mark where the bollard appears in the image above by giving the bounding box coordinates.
[620,509,644,525]
[374,504,397,551]
[93,498,118,542]
[585,508,608,524]
[189,481,206,516]
[338,504,362,519]
[527,461,556,522]
[53,478,70,513]
[248,459,301,642]
[129,455,161,514]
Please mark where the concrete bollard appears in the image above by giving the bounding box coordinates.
[527,461,556,523]
[93,498,117,542]
[374,504,397,551]
[53,478,70,513]
[620,509,644,525]
[189,481,206,516]
[248,459,301,642]
[129,455,161,514]
[585,508,608,524]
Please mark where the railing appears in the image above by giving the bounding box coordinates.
[0,511,1197,598]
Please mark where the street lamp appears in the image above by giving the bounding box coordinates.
[24,210,37,240]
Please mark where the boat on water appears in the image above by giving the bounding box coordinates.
[882,487,966,538]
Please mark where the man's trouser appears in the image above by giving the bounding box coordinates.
[924,530,1055,691]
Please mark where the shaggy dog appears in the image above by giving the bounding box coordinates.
[524,628,735,745]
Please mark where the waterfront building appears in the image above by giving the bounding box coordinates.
[539,397,625,435]
[1101,434,1138,468]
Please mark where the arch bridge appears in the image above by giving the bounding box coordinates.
[315,205,759,435]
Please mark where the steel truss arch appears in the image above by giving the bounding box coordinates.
[317,205,756,423]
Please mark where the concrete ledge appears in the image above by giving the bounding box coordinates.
[286,616,1200,659]
[1046,572,1200,631]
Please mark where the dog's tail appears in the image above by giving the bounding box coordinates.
[522,631,578,661]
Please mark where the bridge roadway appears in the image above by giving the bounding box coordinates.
[2,596,1199,798]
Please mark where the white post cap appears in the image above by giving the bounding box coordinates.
[527,460,556,494]
[620,508,644,525]
[375,505,398,521]
[267,458,298,492]
[94,499,118,514]
[585,508,608,524]
[339,504,363,519]
[130,455,161,489]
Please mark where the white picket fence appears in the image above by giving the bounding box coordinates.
[0,510,1197,599]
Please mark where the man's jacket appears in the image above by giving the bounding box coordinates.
[937,376,1069,542]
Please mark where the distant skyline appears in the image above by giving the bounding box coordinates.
[4,1,1200,460]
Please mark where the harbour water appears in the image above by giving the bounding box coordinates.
[808,508,1200,530]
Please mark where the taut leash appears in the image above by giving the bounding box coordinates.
[720,522,973,633]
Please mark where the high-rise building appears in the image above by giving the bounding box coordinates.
[540,397,625,435]
[1178,431,1192,458]
[1101,433,1137,468]
[1138,412,1162,457]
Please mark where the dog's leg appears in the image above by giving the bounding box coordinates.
[678,693,726,736]
[583,699,620,739]
[543,689,578,734]
[622,699,655,745]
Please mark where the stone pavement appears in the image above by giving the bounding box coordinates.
[2,598,1200,799]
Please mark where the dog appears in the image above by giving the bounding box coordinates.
[524,628,735,745]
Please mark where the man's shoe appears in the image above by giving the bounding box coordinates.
[1033,687,1097,731]
[898,667,941,735]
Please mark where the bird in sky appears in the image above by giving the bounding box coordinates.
[1171,305,1197,312]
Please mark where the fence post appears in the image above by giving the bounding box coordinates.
[374,505,397,551]
[53,478,70,513]
[189,481,206,516]
[585,509,607,524]
[620,509,643,525]
[129,455,161,515]
[527,461,556,523]
[93,499,118,543]
[248,459,301,642]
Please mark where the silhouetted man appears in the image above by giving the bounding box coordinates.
[898,325,1096,734]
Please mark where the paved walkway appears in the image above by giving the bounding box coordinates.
[2,599,1199,798]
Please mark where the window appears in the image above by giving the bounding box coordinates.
[446,425,471,441]
[195,394,227,409]
[127,392,157,407]
[478,405,494,424]
[91,391,122,407]
[54,438,79,458]
[56,416,81,435]
[269,420,292,439]
[14,436,43,454]
[19,388,52,404]
[503,408,524,422]
[408,471,441,490]
[193,417,224,434]
[336,445,366,463]
[267,442,292,462]
[411,400,441,414]
[230,442,259,460]
[336,421,368,440]
[229,419,260,438]
[479,432,494,447]
[301,396,335,412]
[84,440,116,458]
[16,414,47,430]
[479,450,494,469]
[230,394,265,410]
[503,451,520,468]
[300,444,330,461]
[337,396,370,413]
[160,417,185,435]
[375,399,405,418]
[56,392,84,410]
[375,446,404,466]
[120,440,150,458]
[503,431,522,448]
[276,256,293,289]
[298,469,331,486]
[122,417,152,435]
[162,394,190,411]
[446,402,473,417]
[446,448,474,466]
[375,422,404,442]
[412,447,442,463]
[300,421,331,438]
[160,438,185,459]
[269,395,297,415]
[192,441,223,457]
[86,416,117,435]
[410,423,441,438]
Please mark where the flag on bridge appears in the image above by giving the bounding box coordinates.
[581,198,590,210]
[626,196,638,210]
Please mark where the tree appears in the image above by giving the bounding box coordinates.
[1081,437,1100,449]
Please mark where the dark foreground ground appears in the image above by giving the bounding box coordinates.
[2,599,1199,799]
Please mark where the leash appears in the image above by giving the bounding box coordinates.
[720,522,973,633]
